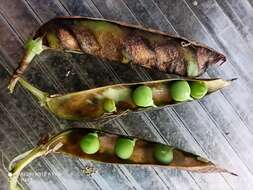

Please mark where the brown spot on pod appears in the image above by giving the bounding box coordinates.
[69,25,100,55]
[57,28,79,50]
[124,36,156,68]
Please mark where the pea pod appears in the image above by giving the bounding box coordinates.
[8,127,236,190]
[18,76,234,121]
[8,16,226,93]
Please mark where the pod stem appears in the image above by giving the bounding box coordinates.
[8,37,45,93]
[18,78,48,107]
[8,128,70,190]
[8,146,46,190]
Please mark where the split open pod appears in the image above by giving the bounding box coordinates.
[8,127,236,190]
[18,76,234,121]
[8,16,226,93]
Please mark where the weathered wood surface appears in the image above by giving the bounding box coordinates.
[1,0,253,189]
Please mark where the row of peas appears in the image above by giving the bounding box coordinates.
[103,80,208,112]
[80,133,174,164]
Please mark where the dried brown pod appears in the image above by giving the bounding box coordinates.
[18,77,233,121]
[8,17,226,93]
[8,128,236,190]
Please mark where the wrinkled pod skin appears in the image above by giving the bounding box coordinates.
[9,16,226,92]
[8,127,237,190]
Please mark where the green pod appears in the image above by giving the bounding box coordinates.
[8,127,236,190]
[17,77,234,121]
[8,16,226,93]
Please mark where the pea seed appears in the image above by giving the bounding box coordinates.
[190,81,208,99]
[170,80,192,101]
[132,86,154,107]
[115,138,135,159]
[80,133,100,154]
[153,144,173,164]
[103,98,116,112]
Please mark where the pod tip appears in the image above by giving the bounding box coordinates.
[230,172,238,176]
[219,167,238,176]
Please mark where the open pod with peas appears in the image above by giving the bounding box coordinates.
[8,127,237,190]
[18,76,234,121]
[8,16,226,93]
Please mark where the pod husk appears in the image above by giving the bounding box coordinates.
[8,127,236,190]
[9,16,226,92]
[18,76,234,121]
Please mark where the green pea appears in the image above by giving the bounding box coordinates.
[153,144,173,165]
[115,138,135,159]
[170,80,192,101]
[80,133,100,154]
[132,86,154,107]
[190,81,208,99]
[103,98,116,112]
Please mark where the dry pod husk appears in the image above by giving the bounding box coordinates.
[8,127,236,190]
[18,76,234,121]
[8,16,226,93]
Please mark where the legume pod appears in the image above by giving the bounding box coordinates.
[18,76,233,121]
[8,16,226,93]
[8,127,236,190]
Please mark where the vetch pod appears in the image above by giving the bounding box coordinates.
[17,76,234,121]
[8,127,237,190]
[8,16,226,93]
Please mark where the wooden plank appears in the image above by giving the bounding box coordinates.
[174,102,253,189]
[25,0,68,20]
[225,0,253,33]
[215,0,253,47]
[0,169,8,190]
[0,0,39,40]
[0,14,23,65]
